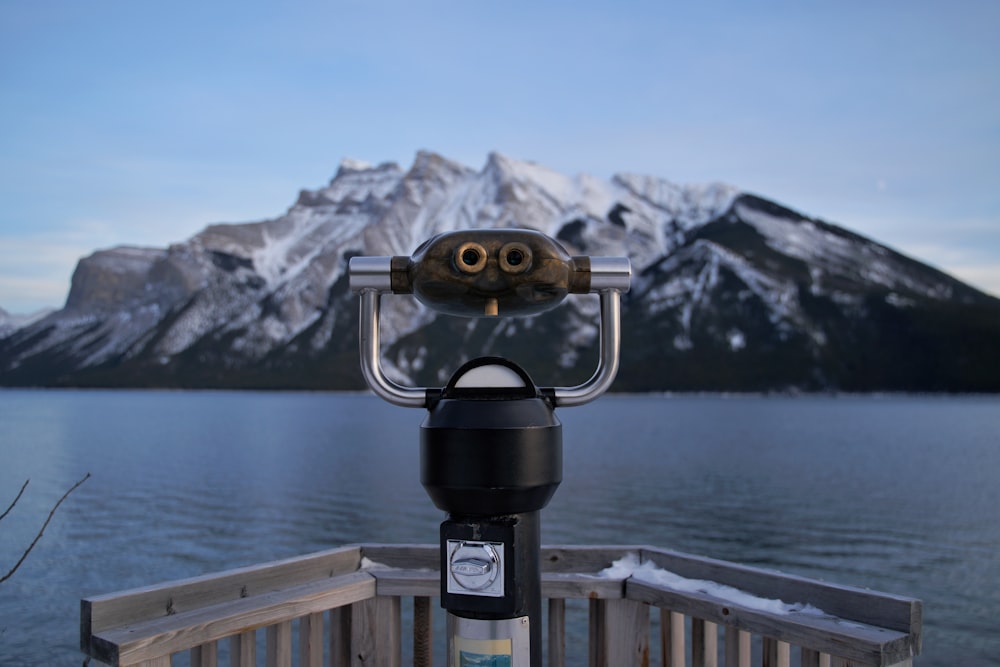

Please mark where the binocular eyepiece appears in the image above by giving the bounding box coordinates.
[400,229,589,317]
[351,228,629,318]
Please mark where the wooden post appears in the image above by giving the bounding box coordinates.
[590,598,649,667]
[351,596,401,667]
[229,631,256,667]
[299,612,324,667]
[330,605,351,667]
[134,658,171,667]
[763,637,790,667]
[266,620,292,667]
[724,627,750,667]
[413,597,432,667]
[661,610,685,667]
[191,641,218,667]
[692,618,717,667]
[801,648,831,667]
[548,598,566,667]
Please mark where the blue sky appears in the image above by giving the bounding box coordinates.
[2,0,998,313]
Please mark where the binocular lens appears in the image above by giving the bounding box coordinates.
[455,242,488,273]
[499,242,531,274]
[452,240,534,275]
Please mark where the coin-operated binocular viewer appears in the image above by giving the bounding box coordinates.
[350,229,630,667]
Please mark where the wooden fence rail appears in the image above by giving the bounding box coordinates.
[81,544,921,667]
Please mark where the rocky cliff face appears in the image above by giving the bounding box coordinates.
[2,151,998,391]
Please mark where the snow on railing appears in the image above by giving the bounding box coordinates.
[599,552,828,616]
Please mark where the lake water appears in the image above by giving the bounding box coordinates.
[0,390,997,665]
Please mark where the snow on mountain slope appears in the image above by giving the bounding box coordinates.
[2,150,996,391]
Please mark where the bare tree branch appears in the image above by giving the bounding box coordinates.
[1,472,91,585]
[0,479,30,523]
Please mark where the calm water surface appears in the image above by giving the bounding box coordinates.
[0,390,997,665]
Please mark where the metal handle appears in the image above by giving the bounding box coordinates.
[550,288,623,407]
[349,254,630,408]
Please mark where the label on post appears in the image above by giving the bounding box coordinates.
[449,614,530,666]
[455,637,513,666]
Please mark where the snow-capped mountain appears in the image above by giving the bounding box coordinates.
[2,151,998,391]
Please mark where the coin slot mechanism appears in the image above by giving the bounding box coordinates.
[446,539,505,598]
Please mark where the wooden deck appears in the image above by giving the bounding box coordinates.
[81,544,921,667]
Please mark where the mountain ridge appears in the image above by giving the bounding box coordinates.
[2,151,998,392]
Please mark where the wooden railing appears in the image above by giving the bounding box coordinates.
[81,544,921,667]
